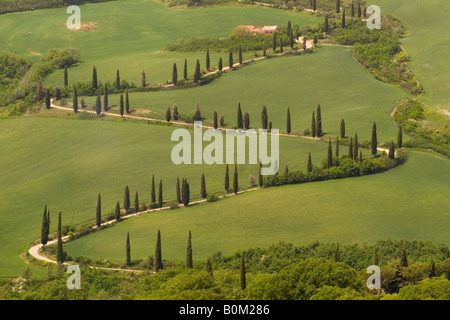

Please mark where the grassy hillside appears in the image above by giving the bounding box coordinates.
[84,46,408,142]
[376,0,450,110]
[64,150,450,265]
[0,116,330,276]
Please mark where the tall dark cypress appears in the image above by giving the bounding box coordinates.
[349,137,354,159]
[141,69,146,87]
[312,0,316,11]
[261,106,268,130]
[73,87,78,113]
[176,177,181,204]
[45,89,51,109]
[357,1,362,17]
[158,180,163,208]
[244,112,250,130]
[194,59,201,82]
[116,69,120,90]
[233,164,239,195]
[272,33,277,51]
[307,152,312,173]
[327,140,333,168]
[316,104,322,137]
[289,29,294,49]
[342,9,346,29]
[206,258,213,277]
[353,133,358,160]
[336,136,340,157]
[154,230,163,272]
[213,111,218,129]
[225,164,230,192]
[103,84,108,110]
[351,1,355,17]
[240,256,246,290]
[279,37,283,53]
[134,191,139,212]
[125,90,130,114]
[218,57,223,71]
[115,201,121,221]
[96,193,101,227]
[165,108,171,122]
[124,186,130,211]
[95,94,101,115]
[397,126,403,148]
[183,59,188,80]
[239,46,243,64]
[120,94,124,116]
[172,63,178,85]
[429,259,436,278]
[41,205,48,245]
[126,232,131,266]
[334,243,340,262]
[286,20,292,37]
[151,175,156,203]
[324,15,329,34]
[311,111,316,138]
[237,103,243,129]
[229,51,233,69]
[201,174,206,198]
[336,0,340,13]
[56,212,64,264]
[286,107,291,134]
[388,141,395,159]
[340,118,345,138]
[400,248,408,267]
[206,50,210,70]
[64,66,68,88]
[371,122,378,155]
[92,66,98,90]
[258,162,263,187]
[186,230,193,268]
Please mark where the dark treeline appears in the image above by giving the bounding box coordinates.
[0,0,116,15]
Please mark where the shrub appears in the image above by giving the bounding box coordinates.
[206,193,219,202]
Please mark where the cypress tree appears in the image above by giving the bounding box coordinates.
[286,20,292,37]
[336,0,340,13]
[206,258,213,277]
[400,248,408,267]
[373,249,379,265]
[95,94,101,115]
[279,37,283,53]
[220,114,225,127]
[125,90,130,114]
[289,29,294,49]
[228,51,233,69]
[186,230,193,268]
[258,162,263,187]
[286,107,291,134]
[311,111,316,138]
[116,69,120,90]
[73,87,78,113]
[173,105,179,121]
[172,63,178,85]
[92,66,98,90]
[316,104,322,137]
[126,232,131,266]
[340,118,345,138]
[363,5,367,18]
[206,50,210,70]
[176,177,181,204]
[80,97,86,109]
[349,137,354,159]
[134,191,139,213]
[302,37,307,51]
[36,78,44,101]
[429,259,436,278]
[336,136,340,157]
[237,103,243,129]
[324,15,329,34]
[218,57,223,71]
[96,193,101,227]
[56,212,64,264]
[194,59,201,83]
[64,65,68,88]
[201,174,206,198]
[312,0,316,11]
[327,140,333,168]
[261,106,268,130]
[239,46,243,64]
[115,201,121,221]
[154,230,163,272]
[263,47,266,57]
[353,133,358,160]
[183,59,187,80]
[342,9,346,29]
[124,186,130,211]
[388,141,395,159]
[194,103,201,121]
[225,164,230,192]
[307,152,312,172]
[240,256,246,290]
[141,70,146,87]
[181,178,186,205]
[213,111,218,129]
[269,120,273,133]
[371,122,377,155]
[357,1,361,17]
[182,180,190,206]
[351,2,355,17]
[54,86,61,101]
[120,94,124,117]
[45,89,51,109]
[103,84,108,110]
[334,243,340,262]
[158,180,163,208]
[165,107,171,122]
[41,205,48,245]
[397,126,403,148]
[233,164,238,195]
[359,150,363,162]
[313,34,318,45]
[272,33,277,51]
[244,112,250,130]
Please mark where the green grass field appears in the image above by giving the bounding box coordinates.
[0,116,333,276]
[84,46,408,142]
[64,150,450,264]
[376,0,450,111]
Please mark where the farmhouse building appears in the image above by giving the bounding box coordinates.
[240,25,279,35]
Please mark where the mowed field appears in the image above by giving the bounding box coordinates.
[0,116,332,277]
[0,0,320,85]
[376,0,450,111]
[64,150,450,265]
[84,46,408,142]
